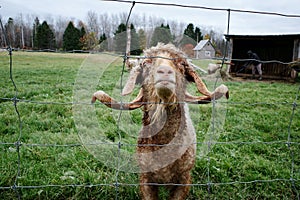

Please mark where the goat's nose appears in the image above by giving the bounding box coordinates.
[157,65,174,75]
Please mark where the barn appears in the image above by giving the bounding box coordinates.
[193,39,216,59]
[225,34,300,80]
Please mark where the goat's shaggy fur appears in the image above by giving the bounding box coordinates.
[92,43,229,200]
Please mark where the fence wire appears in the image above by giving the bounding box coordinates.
[0,1,300,199]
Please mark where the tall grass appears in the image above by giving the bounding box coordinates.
[0,51,299,199]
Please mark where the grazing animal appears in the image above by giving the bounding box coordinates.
[92,43,229,200]
[207,63,221,74]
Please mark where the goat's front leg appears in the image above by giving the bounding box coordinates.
[140,173,159,200]
[185,84,229,104]
[168,172,191,200]
[91,89,144,110]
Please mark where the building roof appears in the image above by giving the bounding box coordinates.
[193,39,211,51]
[224,34,300,40]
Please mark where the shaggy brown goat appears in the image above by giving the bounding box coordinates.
[92,43,229,200]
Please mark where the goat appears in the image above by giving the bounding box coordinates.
[207,63,221,74]
[207,62,234,75]
[92,43,229,200]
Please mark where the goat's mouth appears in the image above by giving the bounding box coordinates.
[155,80,176,86]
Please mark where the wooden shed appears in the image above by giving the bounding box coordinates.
[193,39,216,59]
[225,34,300,80]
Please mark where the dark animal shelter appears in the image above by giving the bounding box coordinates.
[225,34,300,81]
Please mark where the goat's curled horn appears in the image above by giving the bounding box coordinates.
[122,64,142,96]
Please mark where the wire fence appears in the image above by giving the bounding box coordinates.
[1,1,300,199]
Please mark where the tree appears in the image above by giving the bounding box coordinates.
[195,27,203,43]
[183,23,203,43]
[34,21,56,49]
[4,17,16,47]
[114,23,141,55]
[55,16,69,49]
[81,32,98,50]
[99,13,111,38]
[32,17,40,49]
[79,25,87,49]
[13,14,25,48]
[3,15,33,48]
[63,21,81,51]
[86,11,99,36]
[80,26,86,38]
[114,23,127,53]
[150,24,172,47]
[184,23,195,40]
[130,25,142,55]
[0,17,6,47]
[99,33,108,51]
[138,29,146,51]
[21,14,35,48]
[180,23,203,47]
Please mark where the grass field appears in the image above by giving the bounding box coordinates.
[0,51,299,199]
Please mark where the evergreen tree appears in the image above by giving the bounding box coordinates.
[114,23,127,53]
[32,17,40,49]
[184,23,195,40]
[34,21,55,50]
[195,27,203,42]
[138,29,146,50]
[99,33,108,51]
[80,26,86,38]
[79,26,86,49]
[114,23,141,55]
[5,18,15,47]
[130,24,142,55]
[150,24,172,47]
[63,21,81,51]
[99,33,107,43]
[180,23,203,46]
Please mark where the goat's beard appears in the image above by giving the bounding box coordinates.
[155,86,175,102]
[155,81,176,102]
[150,91,178,126]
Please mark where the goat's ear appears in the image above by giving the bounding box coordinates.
[184,63,211,97]
[122,65,142,96]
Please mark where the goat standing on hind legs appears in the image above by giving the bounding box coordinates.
[92,43,229,200]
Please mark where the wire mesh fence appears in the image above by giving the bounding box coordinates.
[0,1,300,199]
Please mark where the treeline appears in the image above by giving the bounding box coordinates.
[0,12,225,55]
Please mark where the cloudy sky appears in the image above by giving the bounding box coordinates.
[1,0,299,35]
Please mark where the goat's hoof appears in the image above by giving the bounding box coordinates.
[91,91,106,103]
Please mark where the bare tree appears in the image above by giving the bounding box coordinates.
[5,17,15,47]
[55,16,69,49]
[99,13,111,37]
[168,20,187,38]
[16,18,25,48]
[0,11,224,52]
[141,13,147,32]
[118,12,127,24]
[0,16,7,47]
[86,10,99,37]
[110,13,120,34]
[24,14,35,48]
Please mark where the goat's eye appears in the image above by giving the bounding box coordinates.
[157,70,164,74]
[168,70,173,74]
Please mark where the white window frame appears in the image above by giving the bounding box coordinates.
[205,51,211,57]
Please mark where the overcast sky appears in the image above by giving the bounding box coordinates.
[1,0,300,35]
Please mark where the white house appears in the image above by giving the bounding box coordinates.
[193,39,216,59]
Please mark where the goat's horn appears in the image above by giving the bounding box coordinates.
[122,65,142,96]
[185,64,211,97]
[211,84,229,100]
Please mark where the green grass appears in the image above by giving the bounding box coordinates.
[0,51,299,199]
